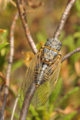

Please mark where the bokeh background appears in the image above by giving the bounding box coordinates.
[0,0,80,120]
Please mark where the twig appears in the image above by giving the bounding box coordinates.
[53,0,77,39]
[11,94,20,120]
[0,85,4,103]
[16,0,38,54]
[0,72,5,84]
[0,12,18,120]
[0,72,5,102]
[19,82,35,120]
[61,47,80,63]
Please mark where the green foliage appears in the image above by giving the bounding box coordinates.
[56,87,79,108]
[62,31,80,65]
[36,32,47,50]
[12,60,23,72]
[0,31,9,70]
[75,0,80,16]
[0,43,9,50]
[36,32,47,43]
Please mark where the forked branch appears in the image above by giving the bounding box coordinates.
[17,0,78,120]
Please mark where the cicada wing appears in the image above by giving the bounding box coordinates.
[20,53,41,101]
[32,60,61,107]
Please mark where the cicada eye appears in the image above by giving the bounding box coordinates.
[59,42,62,46]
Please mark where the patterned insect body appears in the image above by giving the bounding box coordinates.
[20,38,62,107]
[42,38,62,63]
[35,38,62,87]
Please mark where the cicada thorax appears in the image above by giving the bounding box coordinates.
[34,38,62,89]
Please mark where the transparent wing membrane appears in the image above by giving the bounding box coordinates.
[20,49,61,107]
[32,59,61,107]
[20,53,39,101]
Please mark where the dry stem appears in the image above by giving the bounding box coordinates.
[0,12,18,120]
[53,0,77,39]
[16,0,38,54]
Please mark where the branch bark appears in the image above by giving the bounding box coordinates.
[16,0,38,54]
[61,47,80,63]
[53,0,77,39]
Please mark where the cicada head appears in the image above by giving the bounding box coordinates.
[46,38,62,51]
[41,38,62,64]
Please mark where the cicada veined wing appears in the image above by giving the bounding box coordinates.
[20,38,62,106]
[32,58,61,107]
[20,52,41,102]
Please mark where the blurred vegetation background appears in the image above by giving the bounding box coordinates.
[0,0,80,120]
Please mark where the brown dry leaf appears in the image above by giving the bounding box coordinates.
[75,60,80,77]
[63,104,75,114]
[0,29,6,33]
[4,110,10,119]
[67,73,77,85]
[27,0,44,8]
[76,114,80,120]
[22,51,34,67]
[40,41,44,46]
[55,104,75,114]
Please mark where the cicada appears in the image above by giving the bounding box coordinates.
[20,38,62,107]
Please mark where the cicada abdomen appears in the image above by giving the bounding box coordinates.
[20,38,62,107]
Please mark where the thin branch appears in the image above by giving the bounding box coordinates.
[19,82,35,120]
[0,72,5,103]
[61,47,80,63]
[0,85,4,103]
[0,72,5,84]
[0,12,18,120]
[16,0,38,54]
[53,0,77,39]
[11,94,20,120]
